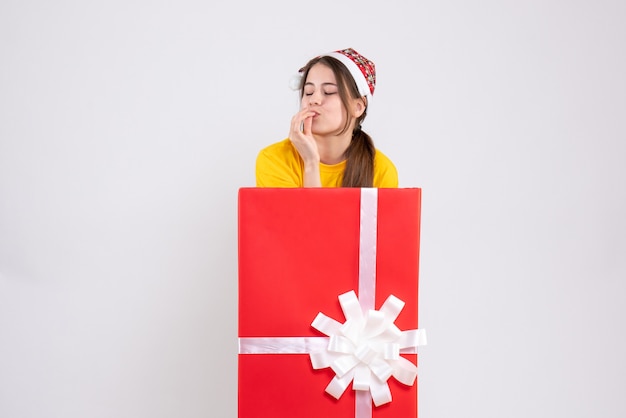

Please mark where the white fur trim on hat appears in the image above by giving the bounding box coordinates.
[324,50,374,103]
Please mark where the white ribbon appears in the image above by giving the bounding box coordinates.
[358,187,378,313]
[239,337,329,354]
[309,290,427,407]
[239,188,427,418]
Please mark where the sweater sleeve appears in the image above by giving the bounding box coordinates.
[255,141,303,187]
[373,150,399,188]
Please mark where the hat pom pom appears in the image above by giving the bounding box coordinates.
[288,73,303,91]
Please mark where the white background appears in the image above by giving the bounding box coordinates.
[1,1,625,417]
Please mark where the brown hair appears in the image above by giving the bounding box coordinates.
[299,56,375,187]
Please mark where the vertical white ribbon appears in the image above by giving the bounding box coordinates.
[356,390,373,418]
[356,188,378,418]
[358,188,378,313]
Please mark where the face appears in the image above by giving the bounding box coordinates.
[301,63,351,136]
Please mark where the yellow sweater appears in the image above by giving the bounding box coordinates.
[256,139,398,188]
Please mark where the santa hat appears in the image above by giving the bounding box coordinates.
[289,48,376,103]
[324,48,376,103]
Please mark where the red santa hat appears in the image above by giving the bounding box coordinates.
[289,48,376,104]
[323,48,376,103]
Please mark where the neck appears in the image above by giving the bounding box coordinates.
[314,131,352,165]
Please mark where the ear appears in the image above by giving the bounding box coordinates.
[351,97,367,118]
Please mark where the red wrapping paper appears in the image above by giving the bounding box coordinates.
[238,188,421,418]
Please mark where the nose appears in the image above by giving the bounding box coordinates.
[309,90,322,106]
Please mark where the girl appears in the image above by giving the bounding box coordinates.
[256,48,398,188]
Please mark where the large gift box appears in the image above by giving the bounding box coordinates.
[238,188,425,418]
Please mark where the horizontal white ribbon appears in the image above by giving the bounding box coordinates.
[238,333,425,356]
[239,337,329,354]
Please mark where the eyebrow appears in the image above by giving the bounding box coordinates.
[304,82,338,87]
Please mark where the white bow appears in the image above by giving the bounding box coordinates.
[309,290,427,407]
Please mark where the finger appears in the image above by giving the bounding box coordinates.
[302,115,313,136]
[290,112,306,135]
[291,110,315,134]
[290,114,301,135]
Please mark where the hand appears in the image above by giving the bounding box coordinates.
[289,108,320,165]
[289,108,322,187]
